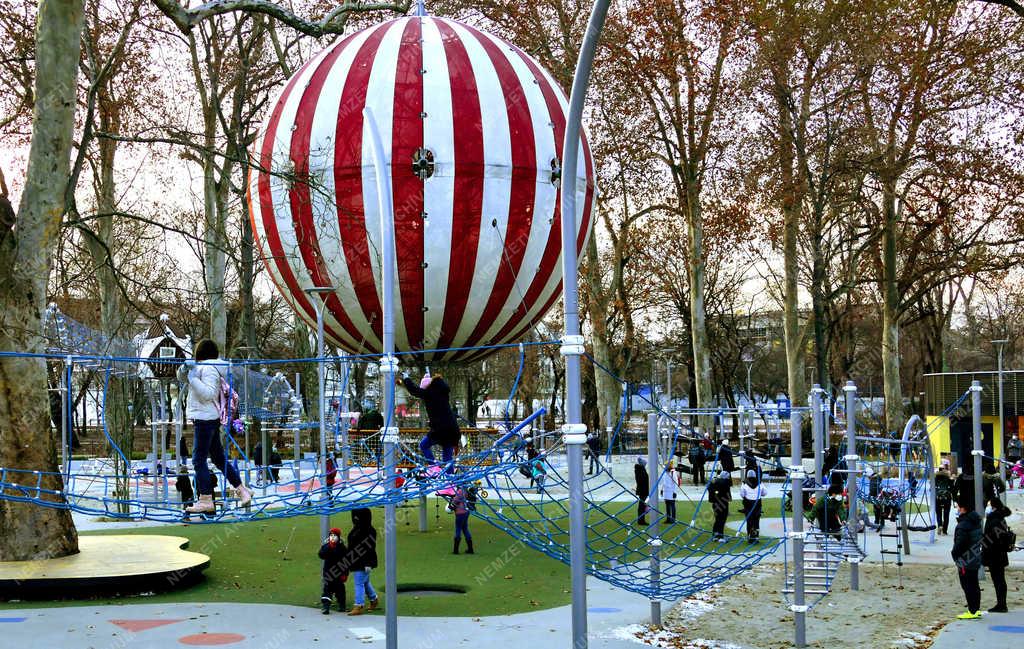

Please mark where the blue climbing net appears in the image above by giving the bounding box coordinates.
[468,352,785,601]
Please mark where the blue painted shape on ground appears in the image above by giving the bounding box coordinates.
[990,625,1024,634]
[0,618,26,623]
[587,607,621,614]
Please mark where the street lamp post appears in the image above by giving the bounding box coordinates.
[305,285,334,542]
[994,339,1009,482]
[742,351,754,406]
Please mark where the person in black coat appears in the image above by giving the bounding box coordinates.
[716,440,735,473]
[688,443,706,485]
[402,373,460,467]
[318,527,348,614]
[586,432,601,475]
[176,464,194,520]
[268,447,282,483]
[983,497,1013,613]
[709,470,732,541]
[951,499,984,619]
[634,456,649,526]
[346,507,380,615]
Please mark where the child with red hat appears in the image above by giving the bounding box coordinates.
[318,527,348,614]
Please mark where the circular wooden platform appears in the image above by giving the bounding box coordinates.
[0,535,210,599]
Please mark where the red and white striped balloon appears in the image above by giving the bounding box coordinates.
[248,15,595,360]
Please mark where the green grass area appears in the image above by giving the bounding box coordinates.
[2,502,571,616]
[0,495,787,615]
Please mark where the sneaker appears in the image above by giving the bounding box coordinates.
[989,606,1009,613]
[956,611,982,620]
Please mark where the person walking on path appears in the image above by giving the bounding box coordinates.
[952,499,984,620]
[983,497,1014,613]
[451,485,475,555]
[402,372,460,467]
[177,339,252,514]
[709,470,732,542]
[635,456,650,526]
[346,508,379,615]
[740,469,767,543]
[586,431,602,475]
[716,439,735,474]
[318,527,348,614]
[936,463,954,535]
[659,463,680,524]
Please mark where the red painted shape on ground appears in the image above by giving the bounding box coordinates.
[109,619,185,632]
[178,633,246,645]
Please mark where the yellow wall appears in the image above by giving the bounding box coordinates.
[925,415,1003,467]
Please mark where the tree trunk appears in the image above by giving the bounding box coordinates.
[237,184,257,354]
[585,232,621,432]
[881,183,903,434]
[0,0,84,561]
[685,180,713,415]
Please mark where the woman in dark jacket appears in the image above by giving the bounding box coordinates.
[634,456,650,526]
[346,507,379,615]
[402,373,460,466]
[952,500,984,619]
[983,497,1013,613]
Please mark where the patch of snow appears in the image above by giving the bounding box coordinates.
[609,624,745,649]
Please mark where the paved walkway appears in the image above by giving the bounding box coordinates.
[0,577,654,649]
[932,609,1024,648]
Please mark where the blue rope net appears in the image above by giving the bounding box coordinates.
[468,357,785,601]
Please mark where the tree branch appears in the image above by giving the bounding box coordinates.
[151,0,412,36]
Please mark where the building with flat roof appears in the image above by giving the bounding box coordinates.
[923,370,1024,473]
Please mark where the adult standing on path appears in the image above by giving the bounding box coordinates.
[177,339,252,514]
[709,470,732,542]
[935,463,954,535]
[951,499,984,620]
[716,439,735,475]
[688,442,706,485]
[402,372,460,467]
[982,497,1014,613]
[634,456,649,526]
[740,469,767,544]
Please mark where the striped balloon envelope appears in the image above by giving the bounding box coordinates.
[248,14,595,361]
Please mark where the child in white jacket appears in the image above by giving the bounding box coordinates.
[659,463,680,523]
[176,339,252,513]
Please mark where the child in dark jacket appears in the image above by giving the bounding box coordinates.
[318,527,348,614]
[346,508,379,615]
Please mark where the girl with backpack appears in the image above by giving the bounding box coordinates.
[176,339,252,514]
[983,497,1015,613]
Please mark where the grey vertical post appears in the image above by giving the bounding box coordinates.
[560,0,610,646]
[996,341,1007,483]
[647,413,662,626]
[150,380,159,502]
[341,360,351,482]
[843,381,859,590]
[789,409,806,648]
[173,380,183,471]
[738,405,745,455]
[811,385,824,501]
[305,289,333,541]
[365,105,399,649]
[243,367,250,486]
[61,357,72,481]
[418,495,428,532]
[294,375,301,467]
[971,381,984,518]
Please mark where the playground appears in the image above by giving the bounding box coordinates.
[3,0,1024,648]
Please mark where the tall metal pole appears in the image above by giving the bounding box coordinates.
[971,380,984,518]
[341,360,351,482]
[365,106,398,649]
[646,413,661,627]
[789,408,806,648]
[811,385,824,502]
[666,358,672,414]
[305,287,334,541]
[994,340,1008,483]
[560,1,610,647]
[843,380,859,591]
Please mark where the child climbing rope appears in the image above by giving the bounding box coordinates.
[318,527,348,614]
[176,339,252,514]
[346,508,379,615]
[401,371,460,468]
[451,484,475,555]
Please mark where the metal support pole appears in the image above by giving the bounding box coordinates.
[243,366,250,487]
[419,495,428,532]
[61,357,72,481]
[647,413,662,626]
[995,341,1007,483]
[559,0,610,646]
[150,380,159,502]
[843,381,859,591]
[790,408,806,648]
[811,385,824,501]
[306,288,333,541]
[971,381,984,517]
[365,105,399,649]
[341,360,351,483]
